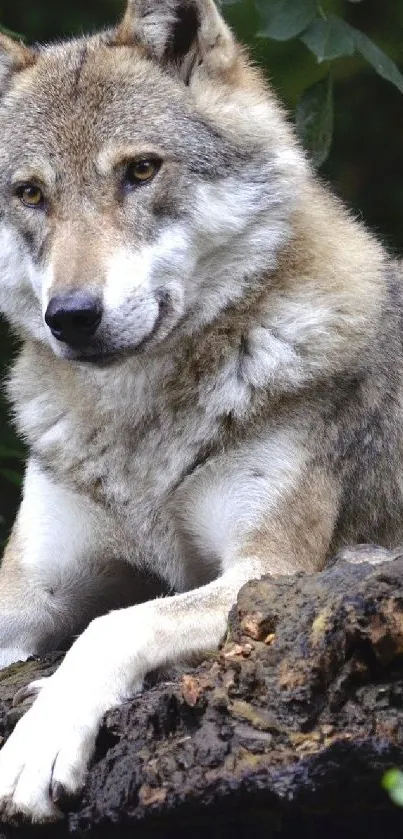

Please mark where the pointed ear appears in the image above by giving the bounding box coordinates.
[113,0,237,81]
[0,33,36,90]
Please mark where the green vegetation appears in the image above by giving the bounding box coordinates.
[383,769,403,807]
[223,0,403,166]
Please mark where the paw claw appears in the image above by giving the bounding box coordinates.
[51,780,65,807]
[12,687,33,708]
[12,678,48,708]
[51,780,79,812]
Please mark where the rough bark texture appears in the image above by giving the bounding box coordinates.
[1,548,403,838]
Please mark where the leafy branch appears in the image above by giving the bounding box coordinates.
[222,0,403,166]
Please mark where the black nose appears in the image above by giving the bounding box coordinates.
[45,293,102,346]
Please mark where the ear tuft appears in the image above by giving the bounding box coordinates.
[166,2,199,63]
[113,0,237,82]
[0,33,36,90]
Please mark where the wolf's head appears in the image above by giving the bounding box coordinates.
[0,0,306,363]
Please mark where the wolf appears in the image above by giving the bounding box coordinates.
[0,0,400,822]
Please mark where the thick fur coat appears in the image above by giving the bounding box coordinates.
[0,0,400,822]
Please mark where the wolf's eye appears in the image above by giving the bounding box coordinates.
[124,159,161,187]
[16,184,44,209]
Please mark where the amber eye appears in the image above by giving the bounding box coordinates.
[16,183,44,209]
[124,158,161,188]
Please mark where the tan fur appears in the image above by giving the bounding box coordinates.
[0,33,35,74]
[50,219,116,293]
[242,468,341,575]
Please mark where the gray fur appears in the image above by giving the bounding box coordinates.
[0,0,400,823]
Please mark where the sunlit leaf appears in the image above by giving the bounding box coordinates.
[301,15,355,62]
[255,0,316,41]
[383,769,403,791]
[389,787,403,807]
[382,768,403,807]
[295,75,333,167]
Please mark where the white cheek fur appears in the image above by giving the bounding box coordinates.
[101,171,292,333]
[103,247,154,309]
[0,224,45,340]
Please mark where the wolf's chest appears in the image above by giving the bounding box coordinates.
[18,363,217,534]
[12,346,248,580]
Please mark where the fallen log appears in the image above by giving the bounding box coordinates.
[1,547,403,838]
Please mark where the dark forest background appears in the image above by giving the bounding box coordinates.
[0,0,402,542]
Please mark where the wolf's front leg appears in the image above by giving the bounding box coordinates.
[0,458,123,669]
[0,559,263,822]
[0,427,338,823]
[0,451,339,823]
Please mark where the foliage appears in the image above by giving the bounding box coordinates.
[383,769,403,807]
[221,0,403,166]
[295,74,333,167]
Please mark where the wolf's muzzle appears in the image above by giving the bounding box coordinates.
[45,293,102,346]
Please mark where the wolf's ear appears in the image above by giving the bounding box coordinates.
[0,33,36,90]
[113,0,237,81]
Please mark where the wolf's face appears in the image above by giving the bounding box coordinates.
[0,0,305,363]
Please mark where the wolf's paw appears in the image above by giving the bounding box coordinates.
[0,609,149,822]
[0,677,99,823]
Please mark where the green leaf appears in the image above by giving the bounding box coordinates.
[353,29,403,94]
[255,0,317,42]
[382,768,403,807]
[295,75,333,168]
[301,15,355,62]
[383,769,403,791]
[301,19,403,95]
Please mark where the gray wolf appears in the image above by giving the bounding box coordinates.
[0,0,400,822]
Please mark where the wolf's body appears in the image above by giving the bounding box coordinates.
[0,0,401,822]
